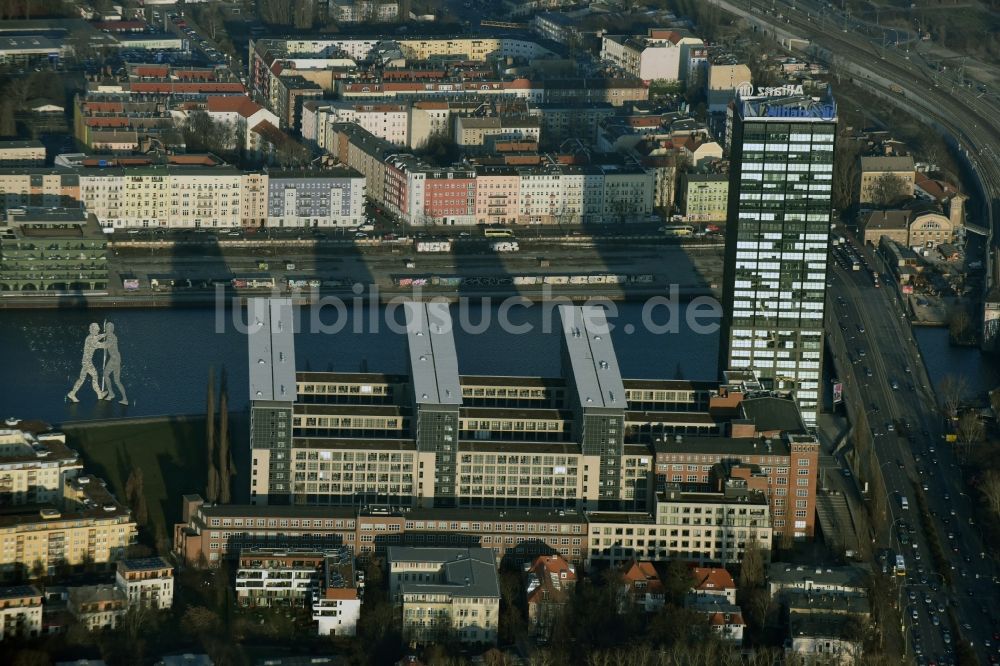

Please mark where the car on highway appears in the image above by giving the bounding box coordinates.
[865,367,874,377]
[888,423,895,432]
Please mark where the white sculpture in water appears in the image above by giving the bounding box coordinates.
[100,322,128,405]
[67,322,128,405]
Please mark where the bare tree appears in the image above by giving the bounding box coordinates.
[739,536,765,590]
[979,470,1000,516]
[869,173,909,207]
[939,374,968,417]
[956,411,984,456]
[949,306,971,342]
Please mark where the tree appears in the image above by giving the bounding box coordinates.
[956,411,984,451]
[832,128,862,212]
[206,367,219,503]
[979,470,1000,516]
[869,173,909,207]
[739,537,765,590]
[218,368,232,504]
[662,559,692,605]
[949,306,972,342]
[939,374,968,417]
[181,605,222,637]
[11,649,52,666]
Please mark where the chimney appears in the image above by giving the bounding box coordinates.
[949,194,965,229]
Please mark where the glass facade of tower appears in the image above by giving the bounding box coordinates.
[721,94,837,427]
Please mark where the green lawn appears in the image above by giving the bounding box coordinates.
[62,416,211,546]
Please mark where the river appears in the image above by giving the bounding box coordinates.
[0,298,722,424]
[914,327,999,398]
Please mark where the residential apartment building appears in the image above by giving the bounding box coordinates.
[303,101,410,147]
[600,30,704,83]
[706,63,752,114]
[325,123,654,225]
[681,173,729,222]
[330,0,399,22]
[115,557,174,611]
[0,585,42,640]
[409,102,451,149]
[454,116,541,147]
[0,474,136,579]
[0,427,82,506]
[528,103,615,147]
[857,155,915,205]
[311,548,361,636]
[266,169,366,228]
[68,584,127,631]
[0,140,45,166]
[388,546,500,645]
[0,169,80,213]
[236,548,333,607]
[719,90,838,427]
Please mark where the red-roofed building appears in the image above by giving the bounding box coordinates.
[688,567,737,604]
[525,554,576,639]
[620,560,665,612]
[689,597,745,644]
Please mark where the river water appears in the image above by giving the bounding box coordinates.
[4,301,993,426]
[914,327,999,398]
[0,299,721,424]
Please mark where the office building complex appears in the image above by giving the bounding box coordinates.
[719,89,837,427]
[239,299,817,546]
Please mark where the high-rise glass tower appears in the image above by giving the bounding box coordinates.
[719,88,837,428]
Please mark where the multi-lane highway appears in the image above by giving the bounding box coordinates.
[829,237,999,665]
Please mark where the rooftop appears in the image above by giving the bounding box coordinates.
[247,298,297,403]
[860,154,915,173]
[767,563,870,589]
[0,584,41,600]
[559,305,626,410]
[389,546,501,599]
[117,556,172,573]
[405,301,462,406]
